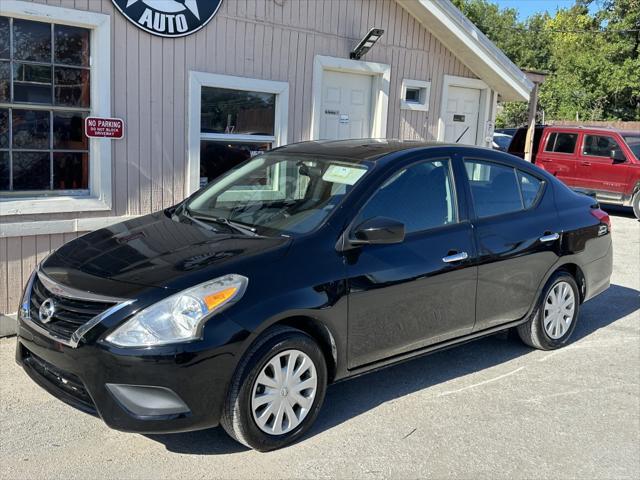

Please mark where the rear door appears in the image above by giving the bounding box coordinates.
[346,157,477,368]
[577,133,631,202]
[463,154,561,331]
[536,130,580,187]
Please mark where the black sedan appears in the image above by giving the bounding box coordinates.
[15,140,613,451]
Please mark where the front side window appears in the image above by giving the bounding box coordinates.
[356,160,457,234]
[465,160,523,218]
[0,16,90,194]
[199,86,277,188]
[623,135,640,159]
[187,153,369,235]
[583,135,620,158]
[544,132,578,154]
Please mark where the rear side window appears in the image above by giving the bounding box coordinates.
[544,132,578,154]
[518,171,543,208]
[464,160,523,218]
[583,135,620,157]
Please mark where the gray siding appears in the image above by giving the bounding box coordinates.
[0,0,477,314]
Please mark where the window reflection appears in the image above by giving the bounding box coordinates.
[200,141,271,188]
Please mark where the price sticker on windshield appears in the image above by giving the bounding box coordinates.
[322,165,367,185]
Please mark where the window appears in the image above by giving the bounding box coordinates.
[544,132,578,154]
[400,79,430,112]
[583,135,621,158]
[518,170,543,208]
[464,160,523,218]
[190,73,289,193]
[357,160,457,234]
[0,16,90,194]
[623,135,640,159]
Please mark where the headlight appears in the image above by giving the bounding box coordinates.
[105,274,248,347]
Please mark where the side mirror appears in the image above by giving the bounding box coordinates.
[351,217,405,245]
[611,149,626,163]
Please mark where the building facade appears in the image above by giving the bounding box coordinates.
[0,0,532,331]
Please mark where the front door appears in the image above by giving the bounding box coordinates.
[320,71,372,140]
[577,133,630,202]
[346,157,477,368]
[444,86,481,145]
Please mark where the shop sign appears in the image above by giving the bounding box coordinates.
[85,117,125,139]
[112,0,224,38]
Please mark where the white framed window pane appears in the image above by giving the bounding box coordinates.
[13,19,51,63]
[201,87,276,136]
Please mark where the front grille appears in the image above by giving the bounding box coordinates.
[29,275,115,341]
[22,348,96,413]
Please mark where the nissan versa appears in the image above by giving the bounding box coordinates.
[16,140,613,451]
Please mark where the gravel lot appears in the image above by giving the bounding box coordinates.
[1,211,638,480]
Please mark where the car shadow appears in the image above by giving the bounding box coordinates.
[147,283,639,455]
[601,204,636,219]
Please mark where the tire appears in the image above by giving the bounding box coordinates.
[517,271,580,350]
[632,191,640,220]
[220,325,328,451]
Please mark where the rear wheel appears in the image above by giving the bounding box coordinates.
[221,326,327,451]
[517,271,580,350]
[632,191,640,219]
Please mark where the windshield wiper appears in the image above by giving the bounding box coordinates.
[189,211,259,237]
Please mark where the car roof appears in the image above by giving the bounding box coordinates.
[274,139,475,163]
[544,125,638,135]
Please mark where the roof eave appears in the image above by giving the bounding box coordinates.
[398,0,534,102]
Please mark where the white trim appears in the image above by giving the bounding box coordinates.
[397,0,532,102]
[311,55,391,140]
[187,72,289,196]
[0,1,112,216]
[438,75,492,147]
[0,215,137,238]
[400,79,431,112]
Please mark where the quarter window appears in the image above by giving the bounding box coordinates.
[357,160,457,234]
[0,16,90,194]
[518,170,543,209]
[544,132,578,154]
[583,135,620,158]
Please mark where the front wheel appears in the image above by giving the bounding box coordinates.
[517,271,580,350]
[220,326,328,451]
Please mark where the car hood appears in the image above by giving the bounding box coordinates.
[42,212,292,292]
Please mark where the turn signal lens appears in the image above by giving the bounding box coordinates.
[204,287,238,311]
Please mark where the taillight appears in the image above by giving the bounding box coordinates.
[591,207,611,232]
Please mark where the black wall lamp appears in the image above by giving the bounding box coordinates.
[350,28,384,60]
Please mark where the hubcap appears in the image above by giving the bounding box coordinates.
[543,281,576,340]
[251,349,317,436]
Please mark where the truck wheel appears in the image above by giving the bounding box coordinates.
[221,326,328,451]
[633,191,640,220]
[517,271,580,350]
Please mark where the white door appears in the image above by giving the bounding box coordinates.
[444,86,481,145]
[320,71,373,140]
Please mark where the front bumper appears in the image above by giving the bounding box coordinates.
[15,315,247,434]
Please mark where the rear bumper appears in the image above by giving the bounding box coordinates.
[15,315,245,434]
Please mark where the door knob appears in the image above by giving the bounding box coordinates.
[442,252,469,263]
[539,233,560,242]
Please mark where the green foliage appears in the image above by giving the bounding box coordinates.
[453,0,640,123]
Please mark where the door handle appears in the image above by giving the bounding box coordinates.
[581,161,591,166]
[539,233,560,243]
[442,251,469,263]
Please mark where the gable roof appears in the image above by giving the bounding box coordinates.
[397,0,534,101]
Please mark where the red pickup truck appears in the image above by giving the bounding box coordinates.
[508,126,640,218]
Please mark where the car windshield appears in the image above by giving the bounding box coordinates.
[623,135,640,159]
[184,153,369,236]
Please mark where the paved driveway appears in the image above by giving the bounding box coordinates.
[1,212,638,480]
